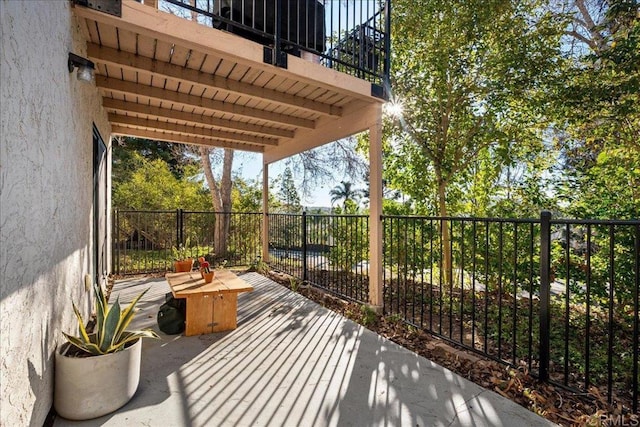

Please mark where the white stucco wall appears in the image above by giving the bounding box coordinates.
[0,1,111,425]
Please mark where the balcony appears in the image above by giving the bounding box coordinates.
[71,0,390,163]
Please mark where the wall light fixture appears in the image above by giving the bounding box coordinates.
[68,52,95,83]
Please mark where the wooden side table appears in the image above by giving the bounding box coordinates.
[165,270,254,336]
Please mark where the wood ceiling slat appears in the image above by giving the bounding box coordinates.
[96,22,118,49]
[87,44,341,117]
[78,17,95,42]
[186,50,207,71]
[169,45,190,67]
[137,35,156,58]
[213,59,236,79]
[111,125,265,153]
[240,68,262,85]
[117,28,137,53]
[153,40,173,63]
[226,63,250,82]
[76,3,385,158]
[199,54,222,75]
[97,76,315,128]
[109,114,279,146]
[252,71,276,88]
[103,98,295,138]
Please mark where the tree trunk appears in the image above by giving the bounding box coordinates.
[437,175,453,289]
[199,147,234,259]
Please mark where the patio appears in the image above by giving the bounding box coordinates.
[54,272,553,426]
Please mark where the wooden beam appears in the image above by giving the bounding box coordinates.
[263,101,379,164]
[73,0,377,102]
[108,114,279,146]
[103,98,294,138]
[368,105,383,310]
[111,125,264,152]
[87,43,342,117]
[262,160,270,263]
[96,76,316,129]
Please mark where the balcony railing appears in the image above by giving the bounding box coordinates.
[160,0,390,87]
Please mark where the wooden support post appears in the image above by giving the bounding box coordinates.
[262,158,270,263]
[368,105,383,311]
[144,0,158,9]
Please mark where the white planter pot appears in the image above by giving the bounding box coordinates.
[54,338,141,420]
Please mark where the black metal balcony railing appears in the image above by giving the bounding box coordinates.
[112,210,639,413]
[161,0,390,87]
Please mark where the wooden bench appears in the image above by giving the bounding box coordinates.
[165,270,254,336]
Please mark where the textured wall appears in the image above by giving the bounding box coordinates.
[0,1,111,425]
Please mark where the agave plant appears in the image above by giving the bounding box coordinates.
[63,281,159,356]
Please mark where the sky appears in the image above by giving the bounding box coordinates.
[231,151,331,207]
[231,150,364,208]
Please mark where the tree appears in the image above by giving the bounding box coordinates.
[112,137,197,188]
[329,181,360,211]
[113,152,208,210]
[199,147,234,258]
[550,0,640,219]
[277,167,302,213]
[387,0,564,285]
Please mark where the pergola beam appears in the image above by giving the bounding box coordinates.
[96,76,316,129]
[111,125,264,152]
[109,113,279,146]
[103,98,294,138]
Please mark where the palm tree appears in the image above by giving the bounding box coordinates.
[329,181,359,210]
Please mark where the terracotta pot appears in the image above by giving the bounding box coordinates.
[202,271,215,283]
[174,259,193,272]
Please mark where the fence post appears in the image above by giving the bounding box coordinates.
[177,209,185,246]
[302,211,308,283]
[539,210,552,382]
[112,209,118,275]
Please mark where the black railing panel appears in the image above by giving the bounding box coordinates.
[111,209,639,412]
[267,212,369,303]
[160,0,389,85]
[112,210,262,274]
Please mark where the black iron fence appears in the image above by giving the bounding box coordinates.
[268,212,369,302]
[112,210,261,274]
[112,209,639,412]
[383,213,639,413]
[161,0,390,86]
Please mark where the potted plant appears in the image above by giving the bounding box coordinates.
[198,257,227,282]
[199,259,214,283]
[54,280,159,420]
[172,238,193,272]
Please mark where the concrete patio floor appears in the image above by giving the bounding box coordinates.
[54,272,555,426]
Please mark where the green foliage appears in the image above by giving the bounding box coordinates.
[360,305,378,327]
[63,281,159,356]
[329,181,360,211]
[386,0,564,217]
[289,277,301,292]
[249,258,270,275]
[113,153,209,210]
[277,167,302,213]
[112,137,197,186]
[172,237,191,261]
[231,178,263,212]
[328,216,369,272]
[550,0,639,219]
